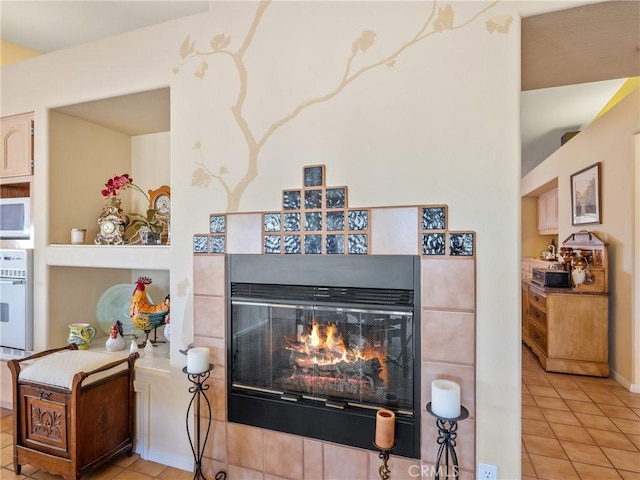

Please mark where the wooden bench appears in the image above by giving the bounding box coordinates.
[8,344,139,480]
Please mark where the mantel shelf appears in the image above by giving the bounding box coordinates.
[46,244,170,270]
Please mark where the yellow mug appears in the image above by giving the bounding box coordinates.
[67,323,97,350]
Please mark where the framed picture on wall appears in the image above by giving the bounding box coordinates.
[571,162,601,226]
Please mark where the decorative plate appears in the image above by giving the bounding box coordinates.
[96,283,151,337]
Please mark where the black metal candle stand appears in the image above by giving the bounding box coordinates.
[373,442,395,480]
[183,365,226,480]
[426,403,469,480]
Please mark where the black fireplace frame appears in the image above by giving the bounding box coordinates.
[226,254,421,458]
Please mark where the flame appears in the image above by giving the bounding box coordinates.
[294,320,387,384]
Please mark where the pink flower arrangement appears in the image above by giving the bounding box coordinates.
[101,174,151,204]
[101,174,163,236]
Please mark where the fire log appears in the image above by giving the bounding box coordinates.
[290,351,382,377]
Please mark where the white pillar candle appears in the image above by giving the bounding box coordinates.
[187,347,210,374]
[374,409,396,449]
[431,379,461,419]
[70,228,86,244]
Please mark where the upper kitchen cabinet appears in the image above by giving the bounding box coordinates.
[1,112,34,179]
[537,187,558,234]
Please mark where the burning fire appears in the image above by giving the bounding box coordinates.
[302,323,351,364]
[286,321,388,385]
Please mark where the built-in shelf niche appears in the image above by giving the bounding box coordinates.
[43,88,171,351]
[49,88,170,248]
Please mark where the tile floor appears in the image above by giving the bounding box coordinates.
[0,407,191,480]
[2,345,639,479]
[522,344,640,479]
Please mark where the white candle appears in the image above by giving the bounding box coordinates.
[187,347,210,374]
[375,409,395,449]
[70,228,86,244]
[431,379,461,419]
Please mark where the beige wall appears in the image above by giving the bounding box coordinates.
[521,196,558,258]
[131,132,170,214]
[1,1,532,475]
[0,361,11,408]
[49,111,131,244]
[522,89,640,388]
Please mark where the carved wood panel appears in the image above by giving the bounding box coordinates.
[24,394,68,452]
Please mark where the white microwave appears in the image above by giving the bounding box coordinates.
[0,197,31,239]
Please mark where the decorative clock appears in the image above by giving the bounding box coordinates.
[148,185,170,222]
[148,185,171,244]
[95,197,127,245]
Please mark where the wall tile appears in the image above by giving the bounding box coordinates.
[193,336,226,382]
[203,419,227,463]
[227,213,263,254]
[263,430,304,479]
[324,443,369,480]
[370,207,419,255]
[202,378,226,421]
[193,295,225,338]
[421,362,476,419]
[421,416,475,471]
[193,255,226,296]
[419,462,475,480]
[226,465,264,479]
[202,458,228,480]
[304,439,323,479]
[421,258,475,311]
[368,451,419,479]
[227,423,264,471]
[458,467,476,480]
[422,310,475,365]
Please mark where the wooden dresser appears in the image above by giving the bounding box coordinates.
[522,231,609,377]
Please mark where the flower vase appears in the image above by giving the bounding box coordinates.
[140,227,161,245]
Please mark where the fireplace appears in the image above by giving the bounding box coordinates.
[227,254,421,458]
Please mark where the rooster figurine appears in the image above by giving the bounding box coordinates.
[105,321,126,352]
[130,277,170,347]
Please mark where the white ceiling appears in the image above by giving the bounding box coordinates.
[53,88,171,136]
[0,1,635,171]
[521,77,627,176]
[0,1,210,54]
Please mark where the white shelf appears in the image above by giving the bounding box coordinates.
[46,244,170,270]
[91,341,171,374]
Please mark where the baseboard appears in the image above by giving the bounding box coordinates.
[147,450,193,472]
[610,367,639,393]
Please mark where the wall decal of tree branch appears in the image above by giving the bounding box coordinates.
[174,0,508,212]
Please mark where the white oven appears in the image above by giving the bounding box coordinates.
[0,249,33,353]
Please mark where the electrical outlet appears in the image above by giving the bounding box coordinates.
[478,463,498,480]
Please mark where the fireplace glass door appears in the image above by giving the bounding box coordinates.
[231,300,414,412]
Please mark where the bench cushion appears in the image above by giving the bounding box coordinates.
[18,350,127,390]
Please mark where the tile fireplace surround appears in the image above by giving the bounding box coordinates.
[192,165,476,479]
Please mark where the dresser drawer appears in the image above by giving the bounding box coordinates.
[528,287,547,311]
[528,304,547,328]
[528,321,547,353]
